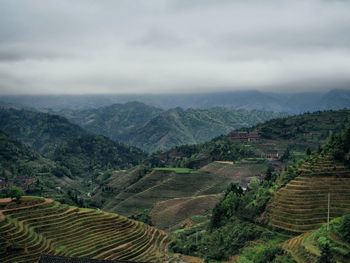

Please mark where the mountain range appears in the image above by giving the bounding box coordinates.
[1,88,350,113]
[58,102,284,152]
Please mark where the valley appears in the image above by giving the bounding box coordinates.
[0,103,350,263]
[2,1,350,262]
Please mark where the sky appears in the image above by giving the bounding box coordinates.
[0,0,350,94]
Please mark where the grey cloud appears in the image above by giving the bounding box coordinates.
[0,0,349,94]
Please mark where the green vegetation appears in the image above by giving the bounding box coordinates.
[1,106,350,263]
[283,215,350,263]
[153,167,194,174]
[0,108,86,155]
[252,109,350,142]
[149,110,350,169]
[59,101,162,142]
[6,186,24,201]
[61,102,284,152]
[53,134,146,177]
[236,236,295,263]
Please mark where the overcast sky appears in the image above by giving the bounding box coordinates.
[0,0,350,94]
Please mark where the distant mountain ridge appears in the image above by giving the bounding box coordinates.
[59,102,284,152]
[1,88,350,113]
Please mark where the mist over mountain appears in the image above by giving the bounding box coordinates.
[1,89,350,113]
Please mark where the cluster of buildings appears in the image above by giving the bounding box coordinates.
[228,131,281,160]
[228,131,260,142]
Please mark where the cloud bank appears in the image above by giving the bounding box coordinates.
[0,0,350,94]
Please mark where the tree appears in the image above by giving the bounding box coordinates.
[340,215,350,242]
[317,243,335,263]
[7,186,24,202]
[306,148,312,156]
[265,165,275,182]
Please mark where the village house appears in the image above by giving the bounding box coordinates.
[228,131,260,142]
[263,150,280,160]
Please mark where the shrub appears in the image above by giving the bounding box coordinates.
[7,186,24,202]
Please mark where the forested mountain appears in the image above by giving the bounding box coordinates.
[0,108,147,205]
[53,134,146,177]
[0,130,66,198]
[251,109,350,140]
[149,109,350,168]
[0,108,87,155]
[59,101,162,140]
[121,107,284,152]
[60,102,284,152]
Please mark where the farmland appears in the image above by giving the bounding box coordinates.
[0,196,169,262]
[267,155,350,233]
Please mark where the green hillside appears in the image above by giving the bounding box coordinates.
[283,215,350,263]
[0,109,86,155]
[60,102,284,152]
[251,109,350,142]
[122,107,284,152]
[0,108,148,208]
[150,110,350,169]
[0,196,169,263]
[53,135,146,178]
[99,168,237,216]
[168,115,350,262]
[59,101,163,140]
[267,125,350,233]
[0,131,63,198]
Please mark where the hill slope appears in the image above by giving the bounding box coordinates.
[267,125,350,233]
[60,102,284,152]
[59,101,163,141]
[267,155,350,233]
[0,131,65,198]
[97,167,241,217]
[0,197,169,263]
[149,109,350,168]
[52,135,146,178]
[122,107,283,152]
[282,215,350,263]
[0,108,86,155]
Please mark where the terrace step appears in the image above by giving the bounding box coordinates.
[0,200,169,262]
[268,166,350,233]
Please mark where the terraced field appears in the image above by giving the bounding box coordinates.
[0,197,169,263]
[268,155,350,233]
[150,194,221,229]
[103,169,235,216]
[282,215,350,263]
[199,160,268,186]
